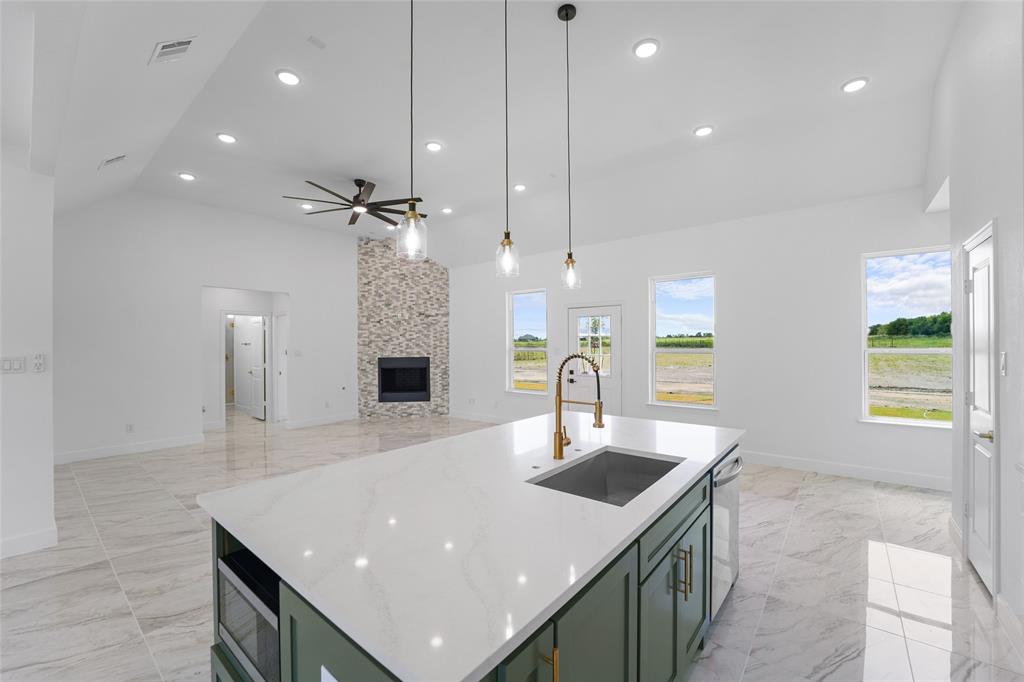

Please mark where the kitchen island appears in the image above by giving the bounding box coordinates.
[199,412,744,682]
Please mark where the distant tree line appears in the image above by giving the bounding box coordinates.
[660,332,714,338]
[869,311,951,337]
[516,334,543,342]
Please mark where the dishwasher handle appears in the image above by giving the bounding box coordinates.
[713,456,744,488]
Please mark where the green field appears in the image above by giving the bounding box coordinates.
[866,335,952,348]
[867,352,952,421]
[656,337,714,349]
[655,352,714,404]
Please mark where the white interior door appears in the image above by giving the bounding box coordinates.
[965,228,997,593]
[250,316,267,421]
[274,314,289,422]
[233,315,267,421]
[567,306,622,415]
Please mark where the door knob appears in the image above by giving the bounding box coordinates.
[972,430,995,442]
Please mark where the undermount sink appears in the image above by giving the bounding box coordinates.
[531,450,683,507]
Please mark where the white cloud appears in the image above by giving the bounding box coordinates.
[656,277,713,301]
[867,252,951,319]
[656,311,713,335]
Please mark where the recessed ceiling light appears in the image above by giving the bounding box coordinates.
[693,125,714,137]
[276,69,301,86]
[841,77,869,94]
[300,203,313,210]
[353,205,368,214]
[441,207,453,214]
[216,132,236,144]
[633,39,659,59]
[513,184,526,192]
[177,172,196,181]
[424,141,443,152]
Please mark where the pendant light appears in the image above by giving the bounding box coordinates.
[396,0,428,261]
[558,4,580,289]
[495,0,520,277]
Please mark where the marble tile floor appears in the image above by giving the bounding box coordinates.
[2,423,1022,681]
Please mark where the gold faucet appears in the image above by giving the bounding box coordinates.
[554,353,605,459]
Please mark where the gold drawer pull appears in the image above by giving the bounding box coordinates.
[687,544,694,595]
[675,549,689,600]
[541,646,559,682]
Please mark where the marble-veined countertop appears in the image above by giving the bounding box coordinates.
[198,412,744,681]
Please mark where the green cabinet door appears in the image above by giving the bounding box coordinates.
[555,545,638,682]
[211,644,249,682]
[279,582,397,682]
[638,548,680,682]
[497,621,554,682]
[678,507,710,666]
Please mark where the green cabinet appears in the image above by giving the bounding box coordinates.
[279,582,397,682]
[679,507,710,665]
[211,644,248,682]
[497,621,554,682]
[638,505,711,682]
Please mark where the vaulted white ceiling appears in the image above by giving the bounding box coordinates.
[7,1,961,266]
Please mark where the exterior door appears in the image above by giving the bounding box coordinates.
[965,227,997,593]
[567,306,622,415]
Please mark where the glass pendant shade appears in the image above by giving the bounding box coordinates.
[561,252,581,289]
[495,231,520,277]
[396,209,428,261]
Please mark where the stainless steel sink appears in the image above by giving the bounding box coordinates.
[531,450,682,507]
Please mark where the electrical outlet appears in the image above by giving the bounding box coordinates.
[32,354,46,373]
[126,423,134,434]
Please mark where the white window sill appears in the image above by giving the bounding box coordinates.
[506,389,549,397]
[646,402,719,412]
[858,417,952,430]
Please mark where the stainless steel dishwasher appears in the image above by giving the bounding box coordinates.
[711,449,743,619]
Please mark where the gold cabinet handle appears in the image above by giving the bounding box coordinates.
[675,549,689,600]
[541,646,559,682]
[687,544,694,595]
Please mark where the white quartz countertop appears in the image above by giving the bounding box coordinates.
[198,413,744,682]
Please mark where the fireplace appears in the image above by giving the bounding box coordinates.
[378,357,430,402]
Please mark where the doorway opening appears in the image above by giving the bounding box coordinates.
[202,286,290,432]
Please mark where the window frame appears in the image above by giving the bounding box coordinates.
[506,289,549,396]
[861,246,953,428]
[648,272,717,409]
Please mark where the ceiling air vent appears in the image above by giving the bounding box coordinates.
[149,37,194,65]
[97,154,126,170]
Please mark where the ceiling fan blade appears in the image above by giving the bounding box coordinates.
[282,195,351,206]
[356,180,376,203]
[374,207,405,216]
[348,211,361,225]
[369,211,399,227]
[369,197,423,207]
[306,207,347,215]
[305,180,353,203]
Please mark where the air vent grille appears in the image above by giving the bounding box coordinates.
[97,154,126,170]
[149,37,194,64]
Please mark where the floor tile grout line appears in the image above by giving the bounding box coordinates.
[69,465,167,682]
[875,482,917,681]
[736,471,804,680]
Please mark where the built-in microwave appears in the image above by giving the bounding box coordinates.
[217,548,281,682]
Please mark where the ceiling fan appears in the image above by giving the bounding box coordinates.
[282,178,426,227]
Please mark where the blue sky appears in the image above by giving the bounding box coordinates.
[866,251,951,325]
[655,276,714,337]
[512,291,547,339]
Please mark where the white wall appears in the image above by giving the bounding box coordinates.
[451,188,953,490]
[200,286,288,430]
[926,0,1024,628]
[54,190,358,462]
[1,161,57,557]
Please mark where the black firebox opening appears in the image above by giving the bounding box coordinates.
[378,357,430,402]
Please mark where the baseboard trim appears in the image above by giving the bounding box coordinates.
[1,523,58,558]
[739,448,951,491]
[996,593,1024,661]
[284,412,357,430]
[55,434,205,464]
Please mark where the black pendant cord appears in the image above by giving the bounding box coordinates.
[504,0,509,233]
[564,14,572,254]
[405,0,409,199]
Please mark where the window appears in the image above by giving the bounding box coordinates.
[650,275,715,406]
[576,314,611,375]
[508,290,547,393]
[864,249,952,424]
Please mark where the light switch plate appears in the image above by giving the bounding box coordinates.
[2,357,26,374]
